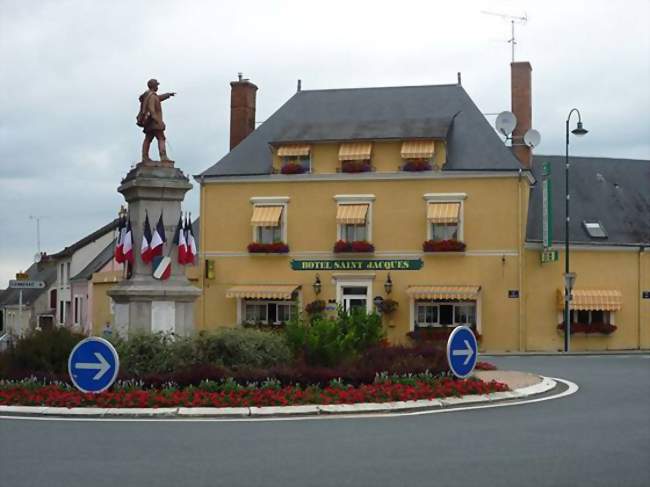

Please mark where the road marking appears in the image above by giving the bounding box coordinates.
[0,377,578,423]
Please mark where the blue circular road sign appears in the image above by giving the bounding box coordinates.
[68,337,120,393]
[446,326,478,379]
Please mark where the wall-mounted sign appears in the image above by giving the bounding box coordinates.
[643,291,650,299]
[291,259,423,271]
[541,249,559,264]
[508,290,520,298]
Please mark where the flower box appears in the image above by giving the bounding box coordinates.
[333,240,375,253]
[402,160,432,172]
[423,239,466,252]
[247,242,290,254]
[341,160,372,173]
[280,162,306,175]
[556,322,617,335]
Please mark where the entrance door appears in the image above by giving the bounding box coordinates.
[341,286,368,312]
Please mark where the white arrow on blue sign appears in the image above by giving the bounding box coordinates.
[68,337,120,393]
[446,326,479,379]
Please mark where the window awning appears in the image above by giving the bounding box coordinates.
[338,142,372,161]
[401,140,435,159]
[336,204,369,225]
[556,289,622,311]
[226,285,299,300]
[407,285,481,301]
[277,144,311,157]
[250,206,283,227]
[427,202,460,224]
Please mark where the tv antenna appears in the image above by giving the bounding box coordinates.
[29,215,48,261]
[481,11,528,62]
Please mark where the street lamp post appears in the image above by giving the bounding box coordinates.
[564,108,588,352]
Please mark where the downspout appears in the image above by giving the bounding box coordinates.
[517,169,526,351]
[199,175,206,331]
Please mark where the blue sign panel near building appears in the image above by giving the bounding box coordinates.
[446,326,478,379]
[68,337,120,393]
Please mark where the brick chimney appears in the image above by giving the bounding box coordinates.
[230,73,258,150]
[510,61,532,167]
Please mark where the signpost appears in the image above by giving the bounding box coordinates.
[446,326,478,379]
[9,279,46,329]
[68,337,120,393]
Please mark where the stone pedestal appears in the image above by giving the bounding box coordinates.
[107,161,201,336]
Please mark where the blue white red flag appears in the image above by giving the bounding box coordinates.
[150,212,166,257]
[152,255,172,280]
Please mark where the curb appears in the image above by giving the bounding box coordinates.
[0,376,558,419]
[481,351,650,357]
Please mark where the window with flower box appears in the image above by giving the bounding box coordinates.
[415,301,476,328]
[569,309,610,325]
[243,300,293,325]
[422,194,467,251]
[334,195,374,252]
[338,142,373,173]
[277,145,311,174]
[400,141,435,171]
[249,197,289,251]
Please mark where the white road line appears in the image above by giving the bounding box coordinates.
[0,377,578,423]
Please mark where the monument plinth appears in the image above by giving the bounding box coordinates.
[107,161,200,336]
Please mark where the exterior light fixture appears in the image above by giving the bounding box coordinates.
[564,108,588,352]
[313,274,322,295]
[384,273,393,295]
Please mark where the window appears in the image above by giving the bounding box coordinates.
[243,300,293,325]
[73,296,82,325]
[66,262,71,283]
[431,223,458,241]
[282,156,311,172]
[59,263,65,284]
[423,194,466,242]
[415,301,476,328]
[570,310,610,325]
[583,221,607,239]
[342,223,367,242]
[334,196,374,243]
[256,225,282,244]
[49,289,57,309]
[59,301,64,324]
[250,197,289,245]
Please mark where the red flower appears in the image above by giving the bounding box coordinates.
[402,159,432,172]
[247,242,290,254]
[333,240,375,253]
[341,160,372,173]
[422,239,466,252]
[280,163,306,175]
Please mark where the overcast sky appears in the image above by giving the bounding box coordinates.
[1,0,649,288]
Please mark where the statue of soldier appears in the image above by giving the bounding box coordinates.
[137,79,175,162]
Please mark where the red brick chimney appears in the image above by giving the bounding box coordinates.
[510,61,532,167]
[230,73,258,150]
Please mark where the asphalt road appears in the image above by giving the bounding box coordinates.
[1,355,649,487]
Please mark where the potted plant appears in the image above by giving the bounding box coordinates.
[402,159,432,172]
[422,239,466,252]
[281,162,306,174]
[333,240,375,253]
[247,242,290,254]
[341,160,372,173]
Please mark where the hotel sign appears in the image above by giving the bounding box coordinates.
[291,259,423,271]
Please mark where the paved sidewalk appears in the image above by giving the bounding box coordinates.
[474,370,541,389]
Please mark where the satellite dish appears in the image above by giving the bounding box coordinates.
[524,129,542,148]
[495,111,517,137]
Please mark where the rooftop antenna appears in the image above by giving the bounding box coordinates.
[481,10,528,62]
[29,215,48,262]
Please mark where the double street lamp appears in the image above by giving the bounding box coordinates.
[564,108,588,352]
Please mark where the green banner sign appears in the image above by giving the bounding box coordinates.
[291,259,423,271]
[542,161,553,249]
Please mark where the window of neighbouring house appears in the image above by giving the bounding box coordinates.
[415,301,477,329]
[73,296,82,325]
[59,300,64,324]
[49,289,57,309]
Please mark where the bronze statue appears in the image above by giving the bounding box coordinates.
[137,79,175,162]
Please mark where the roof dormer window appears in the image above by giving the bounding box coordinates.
[583,221,607,239]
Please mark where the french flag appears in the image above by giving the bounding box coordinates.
[150,212,166,257]
[122,219,134,264]
[185,215,197,265]
[141,212,153,263]
[152,256,172,280]
[114,215,126,264]
[173,213,187,264]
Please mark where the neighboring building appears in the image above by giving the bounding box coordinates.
[191,64,649,351]
[49,220,118,329]
[0,257,58,336]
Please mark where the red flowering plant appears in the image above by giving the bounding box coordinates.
[247,242,290,254]
[402,159,433,172]
[556,322,617,335]
[422,239,466,252]
[341,160,372,173]
[408,326,482,343]
[333,240,375,253]
[280,162,306,175]
[475,361,497,371]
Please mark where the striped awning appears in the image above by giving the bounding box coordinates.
[401,140,435,159]
[338,142,372,161]
[336,204,369,224]
[226,285,299,300]
[277,144,311,157]
[407,285,481,301]
[250,206,283,227]
[556,289,622,311]
[427,202,460,224]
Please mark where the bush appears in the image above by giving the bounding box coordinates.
[285,308,384,366]
[0,327,86,375]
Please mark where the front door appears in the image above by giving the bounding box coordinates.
[341,286,368,312]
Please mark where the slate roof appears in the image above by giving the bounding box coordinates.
[70,240,116,282]
[0,262,57,307]
[50,219,119,259]
[198,84,524,178]
[527,155,650,246]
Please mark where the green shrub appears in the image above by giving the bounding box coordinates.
[285,307,384,366]
[111,333,183,376]
[1,327,86,374]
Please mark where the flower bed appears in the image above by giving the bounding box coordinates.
[247,242,290,253]
[402,160,432,172]
[341,160,372,173]
[557,322,617,335]
[280,162,306,174]
[423,239,466,252]
[0,376,508,408]
[334,240,375,253]
[408,327,482,342]
[475,361,497,371]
